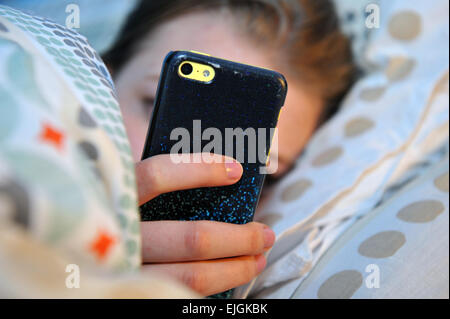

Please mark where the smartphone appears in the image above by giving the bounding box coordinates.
[140,50,287,224]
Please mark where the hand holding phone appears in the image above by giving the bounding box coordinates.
[140,51,287,223]
[135,154,275,296]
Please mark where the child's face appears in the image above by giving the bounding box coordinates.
[114,10,324,177]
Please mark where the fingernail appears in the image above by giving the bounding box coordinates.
[256,255,266,274]
[225,161,242,180]
[263,226,275,248]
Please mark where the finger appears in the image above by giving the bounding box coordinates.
[135,153,243,205]
[143,254,266,296]
[141,221,275,263]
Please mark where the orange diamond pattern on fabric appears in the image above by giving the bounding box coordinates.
[39,123,64,151]
[90,230,116,261]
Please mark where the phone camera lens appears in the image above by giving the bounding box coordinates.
[181,63,193,75]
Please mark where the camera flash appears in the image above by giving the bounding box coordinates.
[203,70,210,77]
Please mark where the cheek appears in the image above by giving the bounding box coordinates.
[276,107,307,158]
[121,111,149,162]
[275,88,323,162]
[115,80,150,162]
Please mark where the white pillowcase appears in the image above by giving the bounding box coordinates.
[236,0,449,298]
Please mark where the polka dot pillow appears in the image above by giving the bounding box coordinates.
[292,157,448,298]
[237,0,449,298]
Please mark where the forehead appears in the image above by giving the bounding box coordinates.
[136,10,274,71]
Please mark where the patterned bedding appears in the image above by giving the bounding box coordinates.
[236,0,449,298]
[0,0,448,298]
[292,156,448,298]
[0,5,197,298]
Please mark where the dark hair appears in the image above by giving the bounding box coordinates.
[103,0,356,112]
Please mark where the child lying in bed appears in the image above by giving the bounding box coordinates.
[0,0,355,297]
[103,0,355,296]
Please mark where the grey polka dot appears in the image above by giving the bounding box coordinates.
[78,141,99,160]
[55,24,66,32]
[359,86,386,102]
[385,57,416,82]
[0,21,9,32]
[0,180,30,228]
[317,270,363,299]
[397,200,445,223]
[84,47,94,58]
[53,30,65,37]
[434,172,449,193]
[281,179,312,202]
[78,107,97,128]
[63,39,76,47]
[77,37,88,45]
[74,49,86,58]
[312,147,343,167]
[389,11,422,41]
[82,58,95,68]
[63,32,77,41]
[92,69,104,79]
[358,231,406,258]
[66,28,78,36]
[345,117,375,137]
[74,41,84,52]
[43,22,57,29]
[101,78,113,89]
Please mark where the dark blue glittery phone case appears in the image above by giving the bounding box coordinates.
[140,50,286,225]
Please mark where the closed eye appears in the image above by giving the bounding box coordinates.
[142,96,155,112]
